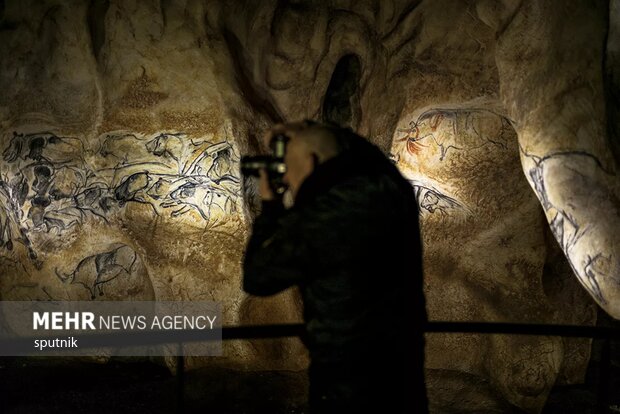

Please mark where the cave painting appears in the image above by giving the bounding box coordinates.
[54,244,154,301]
[0,130,242,269]
[99,131,240,224]
[392,108,513,217]
[1,0,619,412]
[395,108,511,161]
[519,146,619,310]
[391,105,597,412]
[392,108,514,217]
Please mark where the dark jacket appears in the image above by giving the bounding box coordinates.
[243,133,426,370]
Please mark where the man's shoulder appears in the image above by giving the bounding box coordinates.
[324,170,416,216]
[333,169,410,197]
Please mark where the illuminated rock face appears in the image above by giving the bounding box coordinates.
[0,0,305,371]
[391,106,596,412]
[1,0,618,412]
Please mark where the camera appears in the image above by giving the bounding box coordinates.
[240,134,289,195]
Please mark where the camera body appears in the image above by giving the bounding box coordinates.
[240,134,289,195]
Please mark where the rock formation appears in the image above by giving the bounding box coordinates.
[1,1,618,412]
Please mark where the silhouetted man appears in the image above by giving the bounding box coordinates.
[243,120,427,414]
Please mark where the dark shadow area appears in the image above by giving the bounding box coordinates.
[0,356,307,414]
[321,54,361,129]
[87,0,109,58]
[221,28,283,125]
[543,359,620,413]
[0,339,617,414]
[544,311,620,414]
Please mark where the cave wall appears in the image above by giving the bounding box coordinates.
[1,1,618,413]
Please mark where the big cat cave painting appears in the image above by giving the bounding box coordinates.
[0,0,619,413]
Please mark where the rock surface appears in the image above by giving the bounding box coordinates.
[1,1,619,412]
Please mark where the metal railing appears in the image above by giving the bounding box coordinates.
[3,321,619,412]
[172,321,619,414]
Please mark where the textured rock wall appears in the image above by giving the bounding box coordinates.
[1,1,618,413]
[0,0,306,372]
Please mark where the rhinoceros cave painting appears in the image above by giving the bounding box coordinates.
[0,0,619,413]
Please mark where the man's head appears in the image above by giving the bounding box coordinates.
[266,120,343,199]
